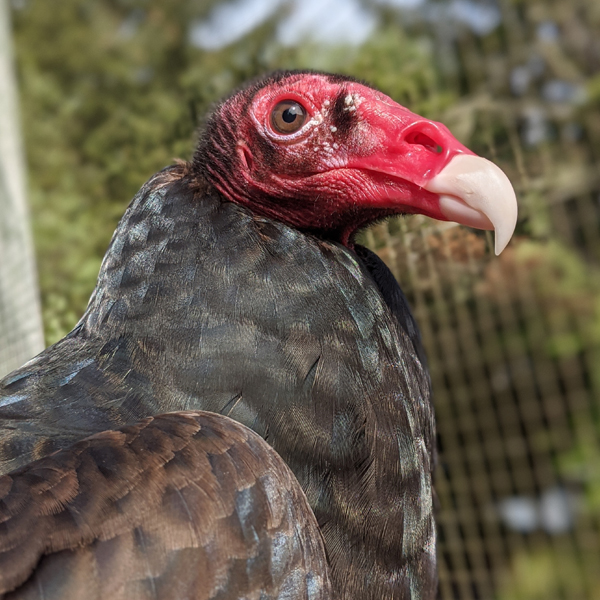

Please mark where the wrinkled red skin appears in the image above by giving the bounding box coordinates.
[195,72,474,246]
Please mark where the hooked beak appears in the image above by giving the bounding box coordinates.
[424,153,518,255]
[348,94,518,254]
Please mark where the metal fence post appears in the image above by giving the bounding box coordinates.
[0,0,44,378]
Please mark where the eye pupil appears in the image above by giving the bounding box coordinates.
[271,100,307,134]
[282,108,298,123]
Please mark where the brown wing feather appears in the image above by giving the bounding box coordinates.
[0,411,331,600]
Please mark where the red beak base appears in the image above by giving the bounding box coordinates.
[346,90,518,254]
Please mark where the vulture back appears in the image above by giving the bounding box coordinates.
[0,165,436,599]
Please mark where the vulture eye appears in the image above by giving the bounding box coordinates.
[271,100,307,134]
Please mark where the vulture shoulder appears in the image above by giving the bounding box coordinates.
[0,411,330,600]
[353,245,428,370]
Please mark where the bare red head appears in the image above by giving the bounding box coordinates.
[195,71,517,252]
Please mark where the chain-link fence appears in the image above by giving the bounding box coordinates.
[364,2,600,597]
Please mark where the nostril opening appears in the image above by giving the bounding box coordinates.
[405,131,443,153]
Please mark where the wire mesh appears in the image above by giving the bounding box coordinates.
[366,2,600,597]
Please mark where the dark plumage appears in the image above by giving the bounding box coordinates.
[0,71,516,599]
[1,411,330,599]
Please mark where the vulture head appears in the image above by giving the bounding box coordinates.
[195,70,517,253]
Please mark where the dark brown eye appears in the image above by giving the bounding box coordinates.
[270,100,307,134]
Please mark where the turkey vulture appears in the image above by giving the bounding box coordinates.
[0,71,517,599]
